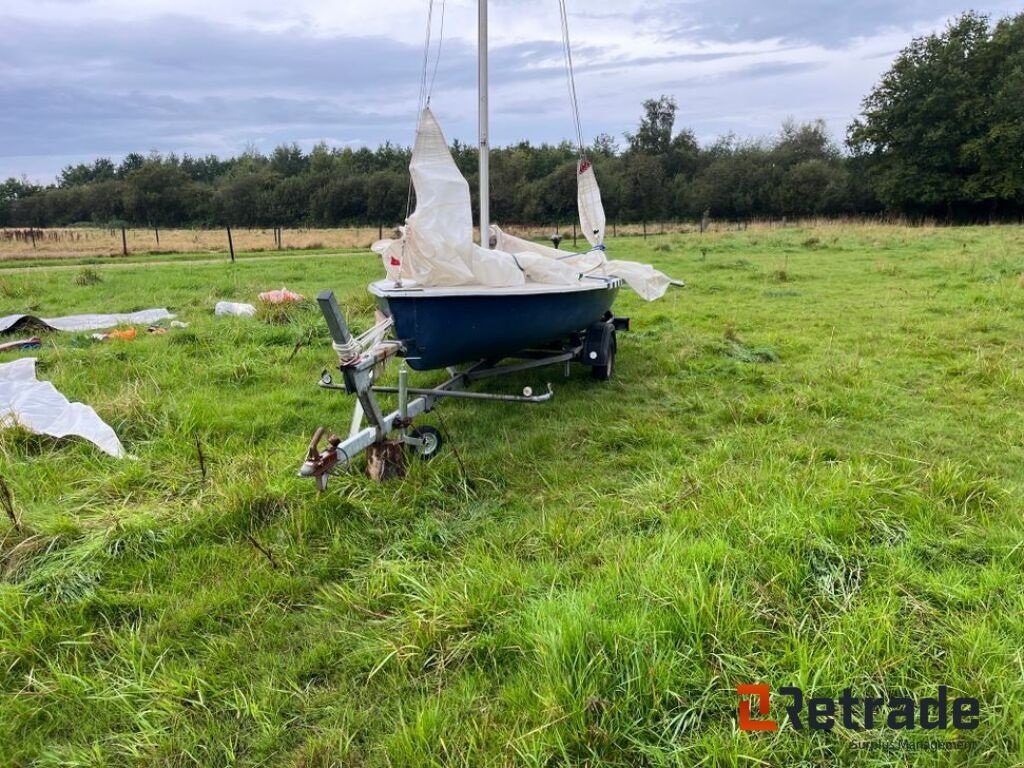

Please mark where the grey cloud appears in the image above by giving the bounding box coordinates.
[4,1,1001,180]
[0,15,465,94]
[1,14,608,99]
[637,0,1020,46]
[0,85,404,158]
[714,60,826,81]
[0,11,752,172]
[0,14,467,168]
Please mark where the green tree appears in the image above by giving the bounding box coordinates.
[215,170,279,226]
[270,144,308,177]
[180,154,229,183]
[117,153,145,178]
[625,96,677,155]
[0,178,40,225]
[687,138,778,220]
[665,128,699,179]
[122,163,194,226]
[310,176,367,225]
[847,11,1019,218]
[962,13,1024,213]
[59,158,116,188]
[770,120,848,217]
[622,153,667,221]
[591,133,619,158]
[270,176,315,226]
[366,171,409,226]
[775,119,840,165]
[82,180,127,224]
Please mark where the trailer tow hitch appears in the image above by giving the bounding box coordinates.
[299,427,343,491]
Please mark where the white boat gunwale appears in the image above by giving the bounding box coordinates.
[369,277,623,299]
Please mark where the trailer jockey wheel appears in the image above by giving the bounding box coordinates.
[591,331,617,381]
[409,426,443,459]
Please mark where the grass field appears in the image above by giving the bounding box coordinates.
[1,224,1023,766]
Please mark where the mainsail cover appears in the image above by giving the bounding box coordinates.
[373,108,671,301]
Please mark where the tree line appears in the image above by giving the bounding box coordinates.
[1,11,1020,230]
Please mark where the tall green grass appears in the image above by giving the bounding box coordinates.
[1,224,1023,765]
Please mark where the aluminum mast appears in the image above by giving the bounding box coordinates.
[478,0,490,247]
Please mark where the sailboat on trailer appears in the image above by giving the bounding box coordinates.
[368,0,672,371]
[299,0,678,485]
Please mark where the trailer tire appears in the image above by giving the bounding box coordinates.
[409,426,443,459]
[591,332,617,381]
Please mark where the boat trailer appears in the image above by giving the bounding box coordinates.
[299,290,627,489]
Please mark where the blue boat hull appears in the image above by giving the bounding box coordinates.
[374,284,619,370]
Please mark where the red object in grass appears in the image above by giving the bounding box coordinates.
[259,287,305,304]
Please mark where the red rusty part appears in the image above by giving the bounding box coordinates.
[305,427,341,481]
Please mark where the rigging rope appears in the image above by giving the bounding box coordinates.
[405,0,448,227]
[416,0,435,114]
[416,0,446,113]
[426,0,447,104]
[557,0,587,161]
[332,317,396,363]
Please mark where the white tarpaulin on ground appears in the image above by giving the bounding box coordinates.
[372,108,672,301]
[0,309,174,335]
[0,358,125,457]
[215,301,257,317]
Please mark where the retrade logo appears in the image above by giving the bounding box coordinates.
[737,685,979,732]
[737,684,778,731]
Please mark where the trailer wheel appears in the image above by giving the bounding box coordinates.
[409,426,443,459]
[591,332,617,381]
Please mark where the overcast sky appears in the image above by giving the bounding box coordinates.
[2,0,1019,182]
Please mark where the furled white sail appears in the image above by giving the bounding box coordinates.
[373,108,524,288]
[373,108,672,301]
[577,160,605,247]
[491,227,671,301]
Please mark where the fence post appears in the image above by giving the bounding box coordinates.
[154,226,160,246]
[642,221,647,240]
[572,221,577,248]
[227,226,235,263]
[30,229,36,249]
[121,227,128,255]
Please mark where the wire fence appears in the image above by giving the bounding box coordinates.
[0,216,1013,261]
